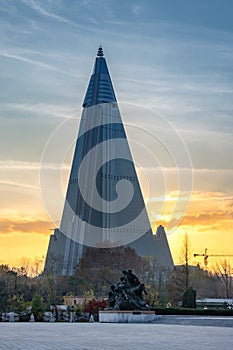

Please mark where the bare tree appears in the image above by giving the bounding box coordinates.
[214,260,233,298]
[20,256,45,277]
[179,233,192,290]
[166,233,194,305]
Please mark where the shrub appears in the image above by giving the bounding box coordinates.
[182,287,196,308]
[84,299,107,321]
[151,307,233,316]
[31,295,44,321]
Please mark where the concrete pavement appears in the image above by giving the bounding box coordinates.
[0,321,232,350]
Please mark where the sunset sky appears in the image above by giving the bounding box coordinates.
[0,0,233,270]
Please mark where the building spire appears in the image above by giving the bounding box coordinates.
[82,46,116,108]
[97,45,104,57]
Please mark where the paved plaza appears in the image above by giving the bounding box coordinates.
[0,318,233,350]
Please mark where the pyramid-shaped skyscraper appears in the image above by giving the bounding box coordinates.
[45,47,174,275]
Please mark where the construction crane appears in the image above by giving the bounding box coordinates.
[194,248,233,267]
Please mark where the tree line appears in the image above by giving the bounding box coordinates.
[1,243,232,316]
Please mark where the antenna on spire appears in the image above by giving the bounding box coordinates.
[97,46,104,57]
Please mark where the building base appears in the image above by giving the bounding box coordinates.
[99,310,157,323]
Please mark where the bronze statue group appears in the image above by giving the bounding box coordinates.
[108,270,149,311]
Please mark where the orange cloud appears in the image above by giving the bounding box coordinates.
[0,218,52,235]
[180,211,233,226]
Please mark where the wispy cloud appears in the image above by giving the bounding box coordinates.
[0,2,16,16]
[1,102,80,119]
[0,160,70,170]
[0,181,39,191]
[0,52,59,71]
[22,0,80,27]
[131,4,142,16]
[0,50,77,77]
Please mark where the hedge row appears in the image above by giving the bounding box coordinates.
[151,307,233,316]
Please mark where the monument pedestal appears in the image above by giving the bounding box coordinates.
[99,310,157,323]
